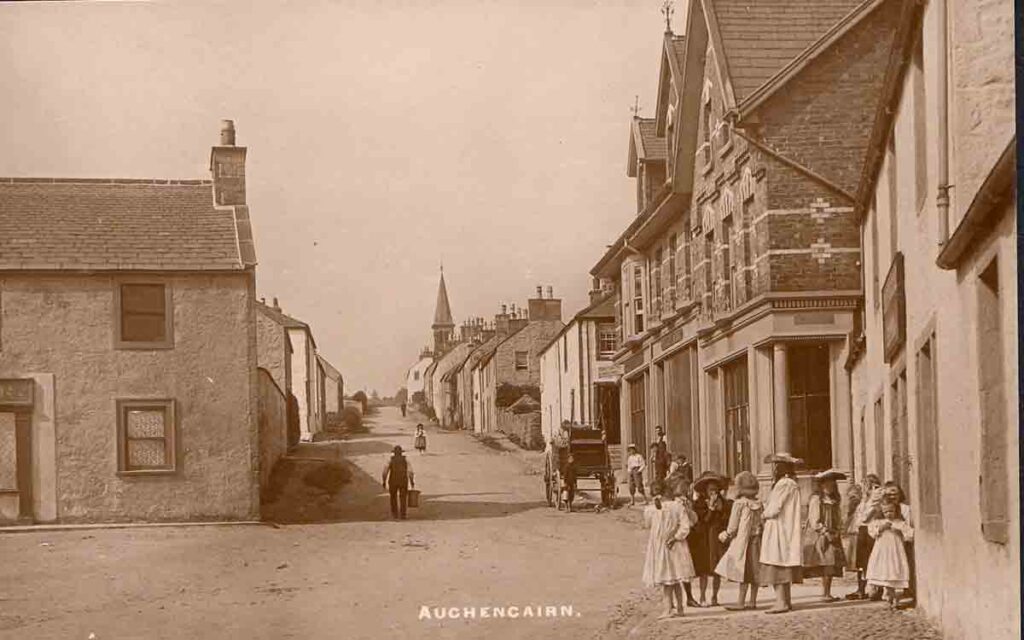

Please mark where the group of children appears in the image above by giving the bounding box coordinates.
[641,459,915,618]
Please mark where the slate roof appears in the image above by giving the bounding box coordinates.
[709,0,865,102]
[256,300,309,330]
[0,178,249,271]
[634,119,668,161]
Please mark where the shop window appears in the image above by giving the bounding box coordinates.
[116,283,173,348]
[723,357,750,476]
[916,333,942,531]
[117,399,177,474]
[652,248,663,319]
[788,344,832,471]
[977,259,1008,543]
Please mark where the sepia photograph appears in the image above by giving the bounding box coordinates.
[0,0,1017,638]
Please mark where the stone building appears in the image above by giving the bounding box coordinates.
[538,289,621,454]
[255,298,325,442]
[846,0,1017,636]
[405,348,433,407]
[477,289,563,434]
[317,355,343,416]
[593,1,911,490]
[0,120,260,523]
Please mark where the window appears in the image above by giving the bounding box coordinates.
[632,265,645,334]
[891,372,910,494]
[978,259,1008,543]
[701,89,713,167]
[629,375,647,454]
[887,137,898,257]
[653,248,663,318]
[704,229,715,309]
[717,121,731,153]
[514,350,529,372]
[117,399,177,473]
[723,357,750,476]
[723,218,734,312]
[913,33,928,213]
[597,324,618,359]
[916,333,942,530]
[116,283,173,348]
[874,396,886,478]
[668,234,678,309]
[870,199,880,309]
[788,344,832,471]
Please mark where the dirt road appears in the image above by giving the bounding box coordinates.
[0,407,941,639]
[0,407,650,640]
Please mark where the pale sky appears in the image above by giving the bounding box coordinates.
[0,0,671,394]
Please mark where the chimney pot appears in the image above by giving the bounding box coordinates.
[547,286,554,299]
[220,119,236,146]
[273,297,280,311]
[536,286,543,298]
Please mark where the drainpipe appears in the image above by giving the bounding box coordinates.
[936,0,951,246]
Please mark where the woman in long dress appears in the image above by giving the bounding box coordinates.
[865,500,914,609]
[642,482,697,618]
[759,452,803,614]
[845,474,883,599]
[802,470,847,601]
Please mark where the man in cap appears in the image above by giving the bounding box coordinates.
[625,444,648,506]
[382,445,415,520]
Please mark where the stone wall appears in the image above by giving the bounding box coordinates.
[256,311,289,394]
[496,408,543,450]
[0,272,259,522]
[257,367,288,496]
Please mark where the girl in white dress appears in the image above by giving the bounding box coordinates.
[865,501,914,609]
[642,483,697,618]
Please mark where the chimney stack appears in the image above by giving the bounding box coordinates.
[220,119,236,146]
[529,286,562,322]
[210,119,247,206]
[272,297,280,311]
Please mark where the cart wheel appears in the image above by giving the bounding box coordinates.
[544,459,553,506]
[553,469,564,510]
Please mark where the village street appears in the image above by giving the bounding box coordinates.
[0,407,941,640]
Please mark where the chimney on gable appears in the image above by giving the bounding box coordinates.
[529,286,562,322]
[495,305,511,336]
[210,119,247,206]
[272,297,280,311]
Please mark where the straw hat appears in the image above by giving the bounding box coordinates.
[763,452,804,465]
[814,468,847,482]
[693,470,729,493]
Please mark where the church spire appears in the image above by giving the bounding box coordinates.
[431,266,454,355]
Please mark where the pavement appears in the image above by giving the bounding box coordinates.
[0,407,943,640]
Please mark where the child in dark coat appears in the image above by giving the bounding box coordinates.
[690,471,732,607]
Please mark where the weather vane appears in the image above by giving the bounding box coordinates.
[661,0,674,32]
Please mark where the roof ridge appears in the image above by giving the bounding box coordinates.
[0,177,213,186]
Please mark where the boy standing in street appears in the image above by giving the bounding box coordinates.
[382,445,416,520]
[626,444,648,506]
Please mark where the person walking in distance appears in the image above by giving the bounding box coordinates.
[382,445,415,520]
[400,401,407,418]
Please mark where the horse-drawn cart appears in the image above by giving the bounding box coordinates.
[544,425,616,509]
